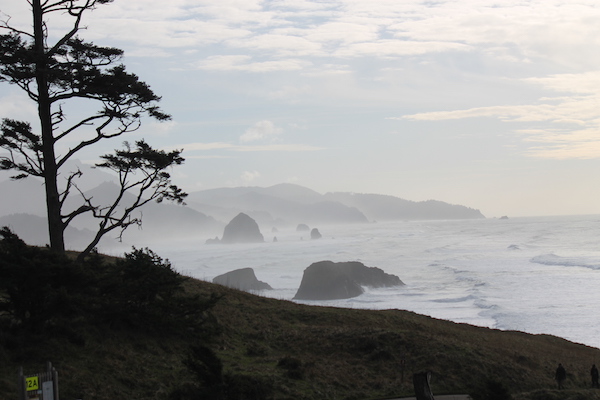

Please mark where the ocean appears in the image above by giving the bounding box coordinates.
[118,214,600,350]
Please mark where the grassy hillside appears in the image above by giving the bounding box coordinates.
[2,240,600,399]
[190,280,600,400]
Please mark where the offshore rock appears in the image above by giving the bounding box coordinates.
[213,268,272,291]
[293,261,404,300]
[310,228,322,240]
[221,212,264,244]
[296,223,310,232]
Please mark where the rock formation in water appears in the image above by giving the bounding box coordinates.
[296,223,310,232]
[293,261,404,300]
[220,212,264,244]
[213,268,272,291]
[310,228,322,240]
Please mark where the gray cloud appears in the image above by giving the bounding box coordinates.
[240,120,283,142]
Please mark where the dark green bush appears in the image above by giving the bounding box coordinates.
[223,373,273,400]
[93,247,221,334]
[471,378,513,400]
[184,344,224,389]
[0,228,219,337]
[277,356,305,379]
[170,344,224,400]
[0,227,87,332]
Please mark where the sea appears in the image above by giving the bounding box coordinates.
[110,215,600,350]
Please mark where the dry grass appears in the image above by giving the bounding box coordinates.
[189,279,600,399]
[2,276,600,400]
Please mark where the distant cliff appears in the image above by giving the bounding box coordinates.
[323,192,485,221]
[185,184,369,228]
[186,184,485,226]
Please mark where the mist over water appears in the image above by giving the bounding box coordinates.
[112,215,600,349]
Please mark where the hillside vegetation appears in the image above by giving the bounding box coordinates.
[1,231,599,400]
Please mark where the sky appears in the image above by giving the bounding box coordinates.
[2,0,600,218]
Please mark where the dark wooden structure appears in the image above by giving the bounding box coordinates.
[413,371,435,400]
[18,362,59,400]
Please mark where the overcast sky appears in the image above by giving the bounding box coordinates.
[2,0,600,218]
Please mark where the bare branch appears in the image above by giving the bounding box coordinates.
[58,168,82,207]
[56,114,117,169]
[0,17,35,39]
[47,14,83,57]
[61,178,96,227]
[54,113,110,142]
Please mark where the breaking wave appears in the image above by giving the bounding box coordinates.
[530,254,600,270]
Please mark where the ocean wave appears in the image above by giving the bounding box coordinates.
[432,294,478,303]
[473,297,499,312]
[530,254,600,270]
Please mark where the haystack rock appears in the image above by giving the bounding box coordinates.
[293,261,404,300]
[221,212,264,244]
[213,268,272,291]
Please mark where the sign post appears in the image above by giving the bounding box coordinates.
[18,362,59,400]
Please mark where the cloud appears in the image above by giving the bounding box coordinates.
[526,71,600,95]
[167,141,323,153]
[184,155,233,160]
[522,127,600,160]
[233,144,323,152]
[143,120,179,137]
[301,63,352,77]
[78,0,600,70]
[240,170,260,184]
[396,70,600,160]
[300,21,380,45]
[0,91,38,122]
[400,71,600,123]
[227,33,324,57]
[398,104,559,122]
[10,0,600,74]
[240,120,282,143]
[192,55,311,72]
[335,40,472,58]
[163,142,234,152]
[266,85,311,100]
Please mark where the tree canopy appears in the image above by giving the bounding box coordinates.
[0,0,186,256]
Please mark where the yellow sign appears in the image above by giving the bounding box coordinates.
[25,376,39,391]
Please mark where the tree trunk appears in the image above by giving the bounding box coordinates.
[77,229,108,262]
[32,0,65,253]
[413,372,435,400]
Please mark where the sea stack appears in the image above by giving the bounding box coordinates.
[294,260,404,300]
[221,212,264,244]
[213,268,272,292]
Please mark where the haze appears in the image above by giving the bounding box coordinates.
[2,0,600,218]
